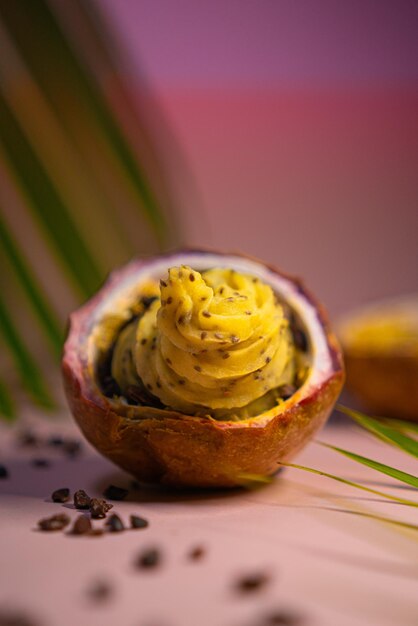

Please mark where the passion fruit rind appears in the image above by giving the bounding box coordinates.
[344,353,418,421]
[62,249,344,487]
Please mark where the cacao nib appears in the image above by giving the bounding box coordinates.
[63,440,82,458]
[74,489,91,509]
[105,514,124,532]
[52,488,70,503]
[90,498,113,519]
[0,609,40,626]
[135,547,161,569]
[47,435,64,447]
[130,515,149,529]
[38,513,70,531]
[263,610,303,625]
[71,515,92,535]
[103,485,129,501]
[87,579,113,602]
[236,572,270,593]
[31,458,50,468]
[188,546,206,561]
[17,430,39,447]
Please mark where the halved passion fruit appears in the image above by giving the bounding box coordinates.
[339,295,418,421]
[62,250,344,487]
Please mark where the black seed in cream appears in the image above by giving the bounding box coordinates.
[200,331,207,340]
[202,311,211,318]
[222,353,230,359]
[166,358,172,365]
[230,335,239,343]
[160,280,167,287]
[167,296,173,304]
[178,379,186,385]
[265,357,271,364]
[141,338,147,345]
[189,273,195,282]
[245,311,252,315]
[194,365,202,372]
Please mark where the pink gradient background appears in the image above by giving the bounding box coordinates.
[101,0,418,319]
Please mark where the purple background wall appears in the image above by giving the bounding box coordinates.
[101,0,418,319]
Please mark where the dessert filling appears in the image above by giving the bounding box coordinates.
[107,265,310,419]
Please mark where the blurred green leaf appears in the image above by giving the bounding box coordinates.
[0,93,103,299]
[0,294,54,409]
[280,462,418,507]
[0,377,16,421]
[0,0,169,245]
[316,441,418,489]
[338,405,418,459]
[0,213,62,356]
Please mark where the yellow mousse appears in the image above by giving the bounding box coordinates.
[112,266,296,415]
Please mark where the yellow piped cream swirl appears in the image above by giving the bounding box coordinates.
[131,266,295,413]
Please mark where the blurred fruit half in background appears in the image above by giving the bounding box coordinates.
[338,295,418,421]
[0,0,186,419]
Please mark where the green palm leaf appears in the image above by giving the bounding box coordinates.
[337,405,418,459]
[0,376,16,421]
[0,213,62,356]
[316,441,418,489]
[280,462,418,507]
[0,0,182,418]
[0,294,54,409]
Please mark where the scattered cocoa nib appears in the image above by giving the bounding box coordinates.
[236,572,270,593]
[263,610,303,625]
[17,429,39,447]
[90,498,113,519]
[74,489,91,509]
[105,514,124,532]
[130,515,149,529]
[38,513,70,531]
[63,439,82,458]
[87,579,113,602]
[52,488,70,503]
[188,545,206,561]
[135,547,161,569]
[47,435,64,447]
[0,609,40,626]
[71,515,92,535]
[0,464,9,479]
[103,485,129,501]
[31,458,50,469]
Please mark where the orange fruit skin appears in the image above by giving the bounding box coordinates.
[62,251,344,488]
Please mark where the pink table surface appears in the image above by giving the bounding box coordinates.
[1,408,417,626]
